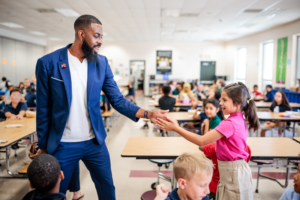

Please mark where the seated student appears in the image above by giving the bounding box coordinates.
[263,85,274,102]
[0,94,5,120]
[260,91,291,137]
[154,152,213,200]
[159,86,176,112]
[251,84,262,98]
[179,83,194,100]
[22,154,66,200]
[4,88,27,120]
[280,163,300,200]
[191,83,198,93]
[196,84,208,100]
[184,96,201,129]
[153,86,163,101]
[216,79,225,92]
[25,88,36,108]
[201,143,251,200]
[173,83,183,95]
[201,99,224,135]
[100,92,111,113]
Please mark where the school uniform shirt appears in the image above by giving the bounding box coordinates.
[4,102,27,115]
[165,188,209,200]
[203,143,251,194]
[209,115,221,129]
[25,92,36,107]
[0,101,5,119]
[100,94,111,111]
[22,190,66,200]
[279,187,300,200]
[265,92,274,102]
[159,96,176,112]
[198,112,209,134]
[215,112,249,161]
[251,91,262,96]
[269,102,291,112]
[172,89,179,95]
[188,105,201,110]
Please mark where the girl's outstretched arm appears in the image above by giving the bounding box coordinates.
[157,118,224,146]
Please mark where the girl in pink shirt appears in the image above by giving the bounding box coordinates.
[157,82,259,200]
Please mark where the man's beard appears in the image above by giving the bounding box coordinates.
[81,39,101,63]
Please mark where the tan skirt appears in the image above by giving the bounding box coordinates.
[216,160,253,200]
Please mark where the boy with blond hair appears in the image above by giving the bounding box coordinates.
[155,152,213,200]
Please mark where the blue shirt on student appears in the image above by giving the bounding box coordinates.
[279,187,300,200]
[265,92,274,102]
[166,188,209,200]
[199,112,209,135]
[4,102,27,115]
[188,105,201,110]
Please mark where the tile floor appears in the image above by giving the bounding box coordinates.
[0,96,298,200]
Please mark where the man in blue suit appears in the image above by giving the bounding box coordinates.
[34,15,168,200]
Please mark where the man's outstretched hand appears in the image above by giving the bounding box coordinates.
[149,110,169,124]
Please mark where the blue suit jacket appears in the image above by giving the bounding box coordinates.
[36,44,140,154]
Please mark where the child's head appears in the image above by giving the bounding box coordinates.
[208,88,215,99]
[174,152,213,199]
[204,99,224,120]
[191,96,199,107]
[176,83,183,91]
[294,163,300,194]
[214,91,221,100]
[183,83,191,93]
[221,82,259,131]
[216,79,225,88]
[159,86,163,95]
[162,86,171,96]
[265,85,272,92]
[274,91,290,108]
[9,89,22,104]
[27,154,64,194]
[19,82,24,88]
[253,85,258,92]
[198,84,204,92]
[24,78,30,88]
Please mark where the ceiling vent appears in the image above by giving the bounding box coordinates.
[243,9,263,13]
[36,8,57,13]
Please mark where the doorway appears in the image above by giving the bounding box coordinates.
[129,60,145,93]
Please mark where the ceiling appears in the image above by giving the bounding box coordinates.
[0,0,300,42]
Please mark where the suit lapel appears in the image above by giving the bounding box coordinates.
[59,44,72,108]
[87,61,96,103]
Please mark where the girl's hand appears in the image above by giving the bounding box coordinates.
[157,117,178,131]
[196,108,202,111]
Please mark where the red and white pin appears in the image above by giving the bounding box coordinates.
[61,64,66,69]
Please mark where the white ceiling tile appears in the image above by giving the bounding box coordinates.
[161,0,184,9]
[144,0,160,8]
[85,0,113,8]
[126,0,145,8]
[39,0,69,8]
[1,0,27,8]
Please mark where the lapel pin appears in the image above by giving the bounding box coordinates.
[61,64,66,69]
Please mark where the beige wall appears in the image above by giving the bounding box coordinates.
[224,18,300,91]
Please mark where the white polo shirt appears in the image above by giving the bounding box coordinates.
[61,50,95,142]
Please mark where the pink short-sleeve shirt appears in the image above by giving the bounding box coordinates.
[215,112,249,161]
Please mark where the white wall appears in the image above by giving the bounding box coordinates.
[225,18,300,91]
[0,36,45,86]
[48,40,226,95]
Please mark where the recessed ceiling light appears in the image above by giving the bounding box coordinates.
[49,37,61,41]
[0,22,24,28]
[161,9,180,17]
[29,31,46,36]
[161,23,175,28]
[54,8,80,17]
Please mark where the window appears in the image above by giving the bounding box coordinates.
[296,36,300,83]
[262,42,274,89]
[236,47,246,83]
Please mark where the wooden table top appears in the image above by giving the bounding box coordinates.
[255,102,300,109]
[293,137,300,143]
[102,108,115,117]
[121,137,300,160]
[257,111,300,121]
[0,118,36,148]
[166,112,200,122]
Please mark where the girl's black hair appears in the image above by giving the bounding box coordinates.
[204,98,224,120]
[272,91,291,109]
[223,82,259,131]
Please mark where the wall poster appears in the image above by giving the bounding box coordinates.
[276,37,288,84]
[156,50,172,74]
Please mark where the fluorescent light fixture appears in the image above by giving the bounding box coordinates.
[54,8,80,17]
[29,31,46,36]
[161,23,175,28]
[0,22,24,28]
[49,37,62,41]
[161,9,180,17]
